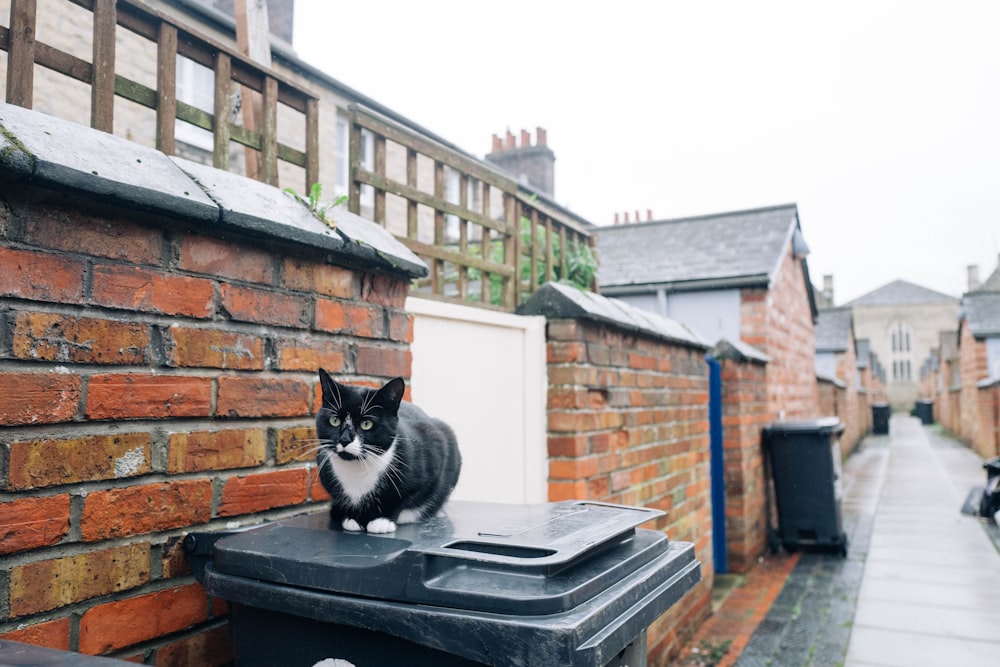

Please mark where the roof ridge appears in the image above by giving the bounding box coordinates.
[597,202,798,231]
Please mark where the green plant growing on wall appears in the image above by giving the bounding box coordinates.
[284,182,346,230]
[465,212,598,307]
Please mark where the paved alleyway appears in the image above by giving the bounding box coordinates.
[844,416,1000,666]
[675,415,1000,667]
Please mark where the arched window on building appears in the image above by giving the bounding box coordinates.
[889,320,914,384]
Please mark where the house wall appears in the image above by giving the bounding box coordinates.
[0,185,414,662]
[978,381,1000,458]
[715,353,771,573]
[543,317,712,665]
[959,323,990,456]
[741,248,819,420]
[834,341,863,455]
[852,301,959,410]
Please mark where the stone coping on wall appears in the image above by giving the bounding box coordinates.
[710,337,770,364]
[816,372,848,388]
[0,102,427,280]
[517,281,709,350]
[977,376,1000,389]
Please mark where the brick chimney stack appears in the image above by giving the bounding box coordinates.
[485,127,556,198]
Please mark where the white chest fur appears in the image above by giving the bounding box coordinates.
[325,439,397,505]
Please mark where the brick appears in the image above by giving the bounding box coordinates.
[86,374,212,420]
[283,257,354,298]
[79,584,208,655]
[0,247,86,303]
[82,481,212,541]
[219,283,310,328]
[310,466,331,501]
[216,376,311,418]
[9,543,150,617]
[161,536,193,578]
[276,425,319,464]
[0,372,81,425]
[274,335,347,372]
[91,264,215,318]
[0,617,71,650]
[547,435,588,457]
[218,468,309,516]
[168,428,266,473]
[179,235,274,284]
[388,311,414,343]
[0,495,70,555]
[315,299,384,338]
[26,207,162,263]
[548,480,588,502]
[7,432,152,490]
[164,326,264,370]
[547,341,585,363]
[355,344,411,378]
[548,456,599,480]
[360,273,408,308]
[155,624,234,667]
[7,311,151,364]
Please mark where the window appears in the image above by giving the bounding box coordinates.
[889,320,914,384]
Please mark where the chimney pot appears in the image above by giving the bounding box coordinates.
[614,213,620,225]
[968,264,981,292]
[491,134,502,152]
[635,210,640,223]
[624,212,630,223]
[521,129,531,147]
[505,129,516,150]
[536,127,547,145]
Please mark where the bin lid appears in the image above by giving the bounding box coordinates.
[763,416,844,436]
[199,500,668,615]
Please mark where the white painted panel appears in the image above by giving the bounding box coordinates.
[406,298,547,504]
[666,289,741,344]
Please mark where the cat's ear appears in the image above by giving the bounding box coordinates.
[375,377,405,412]
[318,368,340,399]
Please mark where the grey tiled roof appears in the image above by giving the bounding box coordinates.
[845,279,958,306]
[961,292,1000,337]
[974,262,1000,292]
[815,307,853,353]
[595,204,800,290]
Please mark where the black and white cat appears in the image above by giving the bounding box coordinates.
[315,369,461,534]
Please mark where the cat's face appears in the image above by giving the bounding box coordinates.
[317,370,404,461]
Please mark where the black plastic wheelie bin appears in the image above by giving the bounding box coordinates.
[915,399,934,424]
[763,418,848,556]
[186,500,701,667]
[872,403,890,435]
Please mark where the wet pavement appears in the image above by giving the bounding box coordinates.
[675,415,1000,667]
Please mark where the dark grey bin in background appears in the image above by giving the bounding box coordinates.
[872,402,890,435]
[915,399,934,424]
[186,500,701,667]
[763,418,848,556]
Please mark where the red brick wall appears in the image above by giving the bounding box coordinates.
[0,190,413,663]
[959,323,990,455]
[716,354,771,573]
[544,318,711,666]
[978,383,1000,458]
[740,249,819,421]
[833,345,863,455]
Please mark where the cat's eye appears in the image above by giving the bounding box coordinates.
[329,416,341,427]
[360,418,374,431]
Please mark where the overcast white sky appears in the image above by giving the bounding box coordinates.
[293,0,1000,304]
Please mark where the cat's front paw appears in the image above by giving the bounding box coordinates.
[366,517,397,533]
[342,518,363,532]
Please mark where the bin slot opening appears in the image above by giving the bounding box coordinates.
[444,541,557,559]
